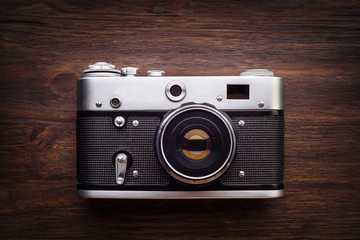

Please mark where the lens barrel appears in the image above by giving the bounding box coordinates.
[155,104,237,184]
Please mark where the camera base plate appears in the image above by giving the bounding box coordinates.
[78,190,283,199]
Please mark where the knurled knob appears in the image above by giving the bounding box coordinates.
[83,62,121,74]
[121,67,139,76]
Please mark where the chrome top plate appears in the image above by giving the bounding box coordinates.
[77,75,283,111]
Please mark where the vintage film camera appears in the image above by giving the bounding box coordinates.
[77,62,284,199]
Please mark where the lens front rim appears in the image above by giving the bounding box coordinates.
[156,104,237,185]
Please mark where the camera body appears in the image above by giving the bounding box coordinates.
[77,62,284,199]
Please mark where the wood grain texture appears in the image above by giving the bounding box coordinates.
[1,0,360,239]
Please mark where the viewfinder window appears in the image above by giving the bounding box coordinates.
[227,85,249,99]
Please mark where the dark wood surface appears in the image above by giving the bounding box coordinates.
[1,0,360,239]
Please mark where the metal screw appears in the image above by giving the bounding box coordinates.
[133,170,139,177]
[216,96,223,102]
[239,171,245,178]
[95,101,102,108]
[258,101,265,108]
[238,120,245,127]
[117,154,127,164]
[114,116,126,128]
[132,120,139,127]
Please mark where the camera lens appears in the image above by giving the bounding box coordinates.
[181,129,211,160]
[155,104,236,185]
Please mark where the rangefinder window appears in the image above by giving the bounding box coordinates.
[227,84,249,99]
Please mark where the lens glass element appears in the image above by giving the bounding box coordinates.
[181,129,211,160]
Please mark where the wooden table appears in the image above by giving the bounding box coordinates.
[1,1,359,239]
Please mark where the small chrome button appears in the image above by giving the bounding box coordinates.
[114,116,126,128]
[147,70,165,77]
[121,67,139,76]
[240,69,273,76]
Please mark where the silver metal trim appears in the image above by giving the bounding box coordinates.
[78,190,283,199]
[165,81,186,102]
[157,104,237,185]
[77,75,283,111]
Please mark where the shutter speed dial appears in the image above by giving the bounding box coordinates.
[83,62,121,74]
[83,63,167,77]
